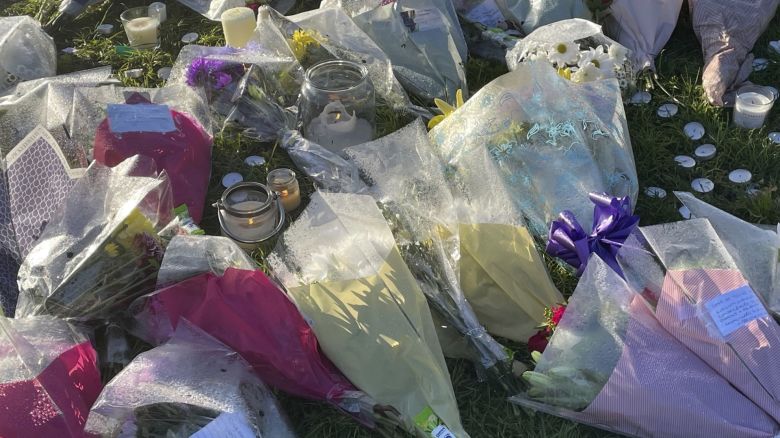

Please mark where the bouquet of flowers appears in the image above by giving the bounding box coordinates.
[84,322,296,437]
[132,235,385,429]
[615,215,780,422]
[429,60,638,240]
[514,255,780,437]
[321,0,469,103]
[269,191,469,437]
[0,315,101,437]
[15,155,172,320]
[506,19,635,94]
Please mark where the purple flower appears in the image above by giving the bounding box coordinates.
[185,57,244,91]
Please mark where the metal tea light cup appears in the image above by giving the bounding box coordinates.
[214,182,285,250]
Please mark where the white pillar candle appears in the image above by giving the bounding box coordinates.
[734,87,775,129]
[148,2,167,23]
[221,7,256,48]
[305,101,373,148]
[124,17,160,48]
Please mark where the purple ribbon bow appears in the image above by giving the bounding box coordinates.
[546,193,639,277]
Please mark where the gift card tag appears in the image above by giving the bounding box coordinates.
[108,104,176,133]
[190,412,255,438]
[465,0,504,28]
[705,285,768,337]
[401,9,446,33]
[432,425,456,438]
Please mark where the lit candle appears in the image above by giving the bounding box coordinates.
[123,16,160,49]
[734,86,775,129]
[215,183,284,251]
[305,101,373,148]
[221,7,256,48]
[267,168,301,212]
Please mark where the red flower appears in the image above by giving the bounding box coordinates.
[528,328,551,354]
[550,305,567,326]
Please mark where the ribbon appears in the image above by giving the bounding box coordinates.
[545,193,639,277]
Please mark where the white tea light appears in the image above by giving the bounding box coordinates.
[679,206,691,219]
[124,68,143,79]
[222,172,243,188]
[157,67,172,80]
[306,101,373,148]
[657,103,678,118]
[728,169,752,184]
[691,178,714,193]
[769,132,780,144]
[148,2,167,23]
[753,58,770,71]
[674,155,696,168]
[694,144,717,160]
[62,47,76,54]
[96,24,113,35]
[684,122,705,140]
[629,91,651,105]
[221,7,256,48]
[181,32,199,44]
[244,155,266,167]
[644,187,667,199]
[734,85,775,129]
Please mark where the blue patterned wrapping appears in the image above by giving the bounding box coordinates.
[428,61,638,238]
[0,126,86,315]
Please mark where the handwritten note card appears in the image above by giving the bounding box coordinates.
[705,285,768,337]
[107,103,176,134]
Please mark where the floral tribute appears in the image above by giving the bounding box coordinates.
[527,303,568,354]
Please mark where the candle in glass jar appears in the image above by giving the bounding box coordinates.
[268,168,301,212]
[734,86,776,129]
[221,7,256,48]
[306,101,373,148]
[124,17,160,48]
[221,200,276,243]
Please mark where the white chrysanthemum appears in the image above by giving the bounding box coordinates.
[526,50,547,62]
[608,44,628,64]
[579,46,615,77]
[571,63,602,83]
[546,41,580,66]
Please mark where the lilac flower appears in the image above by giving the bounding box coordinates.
[185,57,244,91]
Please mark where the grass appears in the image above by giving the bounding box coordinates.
[3,0,780,437]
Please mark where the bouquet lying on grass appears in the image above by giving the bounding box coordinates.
[15,155,172,320]
[85,322,296,437]
[133,235,386,430]
[269,191,469,438]
[515,255,780,437]
[0,315,101,438]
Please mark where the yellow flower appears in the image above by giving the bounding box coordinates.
[557,67,572,80]
[427,89,465,130]
[290,29,321,60]
[104,242,120,258]
[116,209,157,251]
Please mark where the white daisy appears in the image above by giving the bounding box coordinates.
[571,63,602,83]
[579,46,615,78]
[526,50,547,62]
[608,44,628,64]
[546,41,580,66]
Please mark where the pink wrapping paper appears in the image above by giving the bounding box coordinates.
[0,341,102,437]
[656,269,780,421]
[138,268,374,425]
[576,296,779,437]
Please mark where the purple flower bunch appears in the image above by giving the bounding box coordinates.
[185,57,245,91]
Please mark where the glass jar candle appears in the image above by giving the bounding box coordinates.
[301,60,375,150]
[120,7,161,50]
[734,85,776,129]
[267,168,301,212]
[214,182,285,250]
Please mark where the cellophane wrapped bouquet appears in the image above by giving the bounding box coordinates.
[429,60,638,240]
[616,212,780,422]
[513,255,780,437]
[269,191,468,437]
[0,315,101,437]
[15,155,172,320]
[506,19,636,96]
[133,235,383,429]
[84,322,296,437]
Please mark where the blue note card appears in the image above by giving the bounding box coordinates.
[107,104,176,134]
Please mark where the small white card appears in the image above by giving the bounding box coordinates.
[705,284,768,337]
[432,425,456,438]
[190,412,255,438]
[107,103,176,133]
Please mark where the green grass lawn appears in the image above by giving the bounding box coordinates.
[4,0,780,436]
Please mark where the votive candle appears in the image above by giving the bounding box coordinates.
[221,7,256,48]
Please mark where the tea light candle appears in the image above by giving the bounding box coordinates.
[306,101,373,148]
[215,182,285,250]
[657,103,678,118]
[734,86,775,129]
[221,7,256,48]
[644,187,667,199]
[728,169,752,184]
[267,168,301,212]
[691,178,714,193]
[148,2,167,23]
[694,144,717,160]
[674,155,696,169]
[684,122,705,140]
[124,16,160,49]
